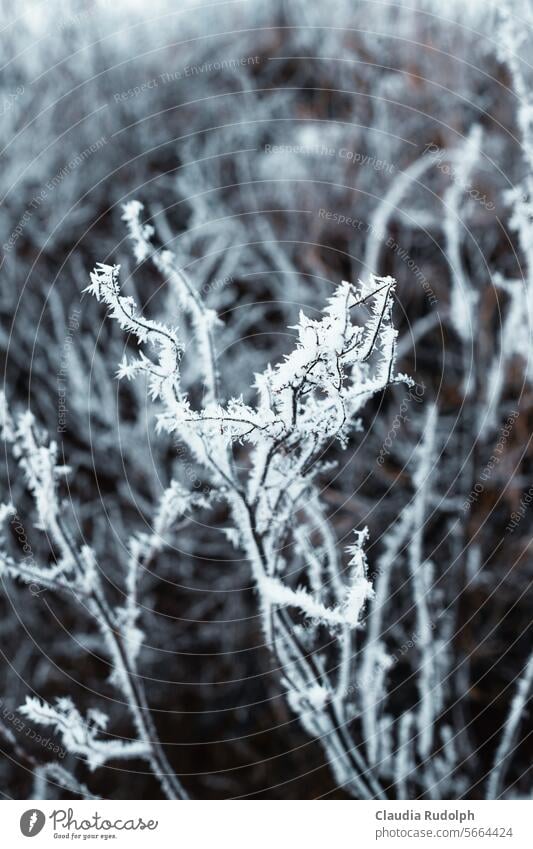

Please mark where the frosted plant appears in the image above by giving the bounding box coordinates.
[88,198,532,798]
[2,0,531,801]
[19,697,150,772]
[0,397,189,800]
[364,150,443,278]
[358,404,461,799]
[30,763,97,801]
[443,126,482,357]
[357,394,531,799]
[84,201,410,797]
[482,0,533,427]
[484,273,527,435]
[486,652,533,799]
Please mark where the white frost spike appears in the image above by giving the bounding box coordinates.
[19,696,150,772]
[122,200,155,263]
[261,560,372,631]
[344,528,374,625]
[84,263,182,405]
[287,683,330,717]
[0,503,15,523]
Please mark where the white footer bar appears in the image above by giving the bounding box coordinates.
[4,799,532,848]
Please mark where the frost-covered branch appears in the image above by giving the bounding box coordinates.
[89,215,410,796]
[0,396,188,800]
[19,697,150,772]
[486,652,533,799]
[122,200,221,403]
